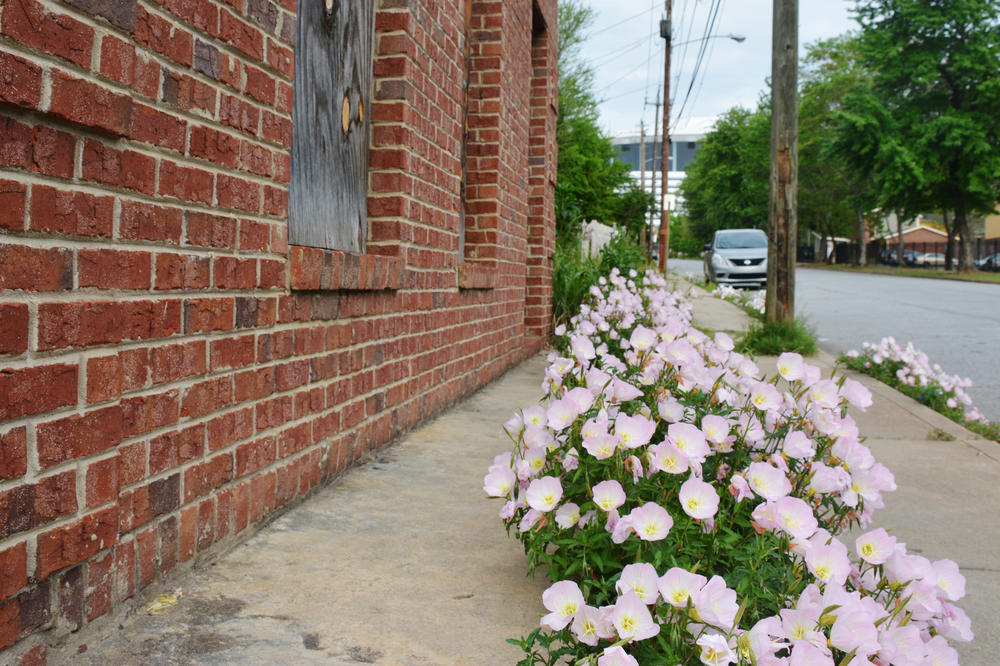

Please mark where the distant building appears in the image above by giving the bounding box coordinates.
[610,116,717,222]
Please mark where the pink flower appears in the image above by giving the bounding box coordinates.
[597,646,639,666]
[804,539,851,586]
[746,462,792,501]
[808,380,840,409]
[657,567,707,607]
[540,580,584,630]
[545,397,577,431]
[518,508,542,532]
[729,473,753,502]
[692,575,738,630]
[855,527,896,565]
[610,591,660,641]
[554,502,581,529]
[783,430,815,458]
[700,414,730,444]
[668,422,710,463]
[657,396,686,422]
[749,381,782,412]
[649,440,689,475]
[788,640,833,665]
[629,324,657,351]
[571,604,614,646]
[695,633,737,666]
[679,477,720,520]
[773,496,818,540]
[931,558,966,601]
[482,466,516,497]
[521,405,547,428]
[628,502,674,541]
[564,386,595,414]
[611,378,643,402]
[829,607,879,657]
[776,352,806,381]
[583,432,618,459]
[615,562,660,605]
[571,335,596,361]
[525,476,562,512]
[615,412,655,449]
[592,479,627,511]
[840,377,872,410]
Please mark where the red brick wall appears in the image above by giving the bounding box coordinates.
[0,0,557,659]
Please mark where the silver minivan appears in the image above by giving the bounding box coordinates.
[703,228,768,288]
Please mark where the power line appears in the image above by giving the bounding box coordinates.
[672,0,723,125]
[586,5,656,39]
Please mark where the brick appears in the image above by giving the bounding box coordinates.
[150,340,206,384]
[129,104,187,152]
[274,81,293,114]
[243,65,275,105]
[1,0,94,67]
[158,516,178,573]
[0,543,27,600]
[86,551,113,621]
[185,211,237,248]
[36,406,123,469]
[210,335,255,371]
[161,0,219,34]
[220,10,264,59]
[260,110,291,146]
[184,297,235,333]
[85,457,119,508]
[120,391,179,438]
[57,564,83,631]
[112,541,136,603]
[81,140,157,195]
[183,453,233,502]
[239,140,272,177]
[0,181,26,231]
[100,35,160,99]
[0,364,77,421]
[217,174,260,213]
[262,185,288,217]
[196,498,214,551]
[64,0,137,31]
[136,5,194,67]
[136,528,157,588]
[29,126,76,179]
[206,407,253,451]
[188,124,239,169]
[0,244,73,292]
[120,200,184,244]
[0,304,28,356]
[78,249,152,289]
[220,94,260,136]
[118,442,146,486]
[235,295,277,328]
[235,437,274,477]
[247,0,278,32]
[38,300,182,350]
[180,376,234,418]
[214,256,257,289]
[233,366,273,403]
[149,425,204,475]
[0,51,42,110]
[193,39,221,80]
[266,39,294,79]
[255,395,292,431]
[0,428,27,480]
[49,72,133,137]
[155,253,210,290]
[29,186,115,237]
[159,160,214,204]
[258,259,284,289]
[162,69,217,115]
[36,506,118,579]
[178,506,196,563]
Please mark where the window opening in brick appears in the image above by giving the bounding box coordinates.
[288,0,375,252]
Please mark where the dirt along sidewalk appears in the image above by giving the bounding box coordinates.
[52,354,553,665]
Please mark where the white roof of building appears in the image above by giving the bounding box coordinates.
[610,115,719,144]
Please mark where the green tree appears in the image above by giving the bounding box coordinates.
[555,1,648,243]
[799,34,872,263]
[842,0,1000,271]
[677,104,771,244]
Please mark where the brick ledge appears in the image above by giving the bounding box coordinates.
[289,245,404,291]
[457,262,498,289]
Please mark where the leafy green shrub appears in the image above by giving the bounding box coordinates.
[736,318,818,356]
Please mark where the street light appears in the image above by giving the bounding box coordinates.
[672,33,746,48]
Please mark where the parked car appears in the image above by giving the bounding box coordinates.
[920,252,948,267]
[976,253,1000,271]
[878,248,920,266]
[703,228,768,288]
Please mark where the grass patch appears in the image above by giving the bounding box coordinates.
[736,317,818,356]
[927,428,956,441]
[802,263,1000,284]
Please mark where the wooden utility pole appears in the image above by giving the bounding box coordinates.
[658,0,672,273]
[650,88,661,246]
[639,121,648,254]
[766,0,797,324]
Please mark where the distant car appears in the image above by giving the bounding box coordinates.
[976,253,1000,271]
[920,252,948,267]
[703,228,768,288]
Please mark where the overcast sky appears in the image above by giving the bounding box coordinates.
[579,0,859,137]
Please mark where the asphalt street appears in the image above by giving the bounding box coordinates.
[668,257,1000,421]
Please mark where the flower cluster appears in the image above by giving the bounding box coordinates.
[712,283,765,315]
[487,269,972,664]
[844,337,987,424]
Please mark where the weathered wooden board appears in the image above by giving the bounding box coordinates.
[288,0,375,252]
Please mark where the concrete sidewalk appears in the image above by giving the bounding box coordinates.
[56,284,998,665]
